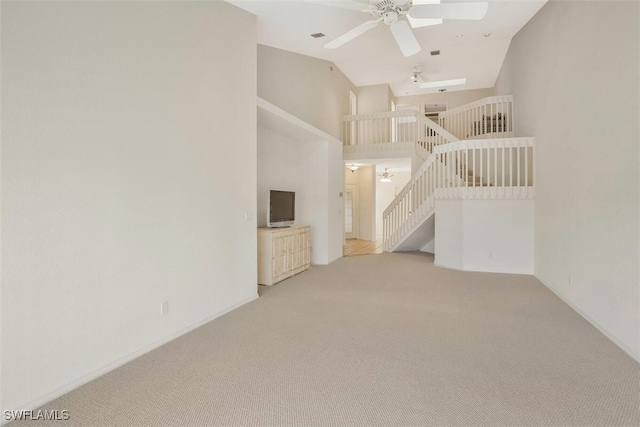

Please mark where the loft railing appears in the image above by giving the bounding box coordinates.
[438,95,515,140]
[433,137,534,199]
[383,137,534,252]
[342,110,459,161]
[342,110,418,145]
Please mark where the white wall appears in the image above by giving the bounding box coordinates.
[434,200,534,274]
[357,84,393,114]
[462,200,534,274]
[258,45,356,141]
[434,201,464,270]
[1,1,258,412]
[493,0,639,360]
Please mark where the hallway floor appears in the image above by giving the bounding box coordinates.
[343,238,383,256]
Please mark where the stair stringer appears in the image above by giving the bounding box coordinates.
[383,155,459,253]
[392,211,435,252]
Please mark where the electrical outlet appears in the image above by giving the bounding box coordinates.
[161,300,169,315]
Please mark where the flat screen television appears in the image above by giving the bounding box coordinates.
[268,190,295,228]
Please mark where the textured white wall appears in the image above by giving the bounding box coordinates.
[493,0,639,359]
[1,1,258,411]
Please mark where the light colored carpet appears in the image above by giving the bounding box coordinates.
[12,252,640,426]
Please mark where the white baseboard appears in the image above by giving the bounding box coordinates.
[2,294,259,425]
[433,261,464,271]
[535,274,639,363]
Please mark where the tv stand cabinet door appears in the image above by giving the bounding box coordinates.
[257,226,310,285]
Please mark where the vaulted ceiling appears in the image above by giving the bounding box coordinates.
[228,0,547,96]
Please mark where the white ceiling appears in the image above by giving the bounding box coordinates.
[228,0,547,97]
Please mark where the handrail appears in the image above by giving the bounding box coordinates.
[342,110,421,146]
[438,95,514,140]
[342,110,459,162]
[383,155,437,251]
[342,110,417,121]
[432,137,534,199]
[419,116,459,152]
[383,137,534,251]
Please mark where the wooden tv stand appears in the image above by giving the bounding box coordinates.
[257,226,311,285]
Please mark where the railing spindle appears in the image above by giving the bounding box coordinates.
[525,140,529,188]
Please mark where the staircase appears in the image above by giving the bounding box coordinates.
[342,95,535,254]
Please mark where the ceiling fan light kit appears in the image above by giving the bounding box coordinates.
[379,168,394,182]
[309,0,489,57]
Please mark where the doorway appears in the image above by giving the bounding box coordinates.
[344,184,359,239]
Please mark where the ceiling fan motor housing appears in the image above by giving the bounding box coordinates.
[382,10,399,25]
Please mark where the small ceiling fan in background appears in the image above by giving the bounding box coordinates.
[379,168,394,182]
[307,0,489,57]
[410,64,425,83]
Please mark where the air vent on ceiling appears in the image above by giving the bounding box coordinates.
[311,33,325,38]
[430,50,440,56]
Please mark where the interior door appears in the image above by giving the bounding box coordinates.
[344,184,359,239]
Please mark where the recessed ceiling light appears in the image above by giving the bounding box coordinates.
[456,34,464,38]
[483,33,492,37]
[420,78,466,89]
[311,33,325,38]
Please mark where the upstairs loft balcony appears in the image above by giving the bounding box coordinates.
[342,110,457,163]
[342,96,515,162]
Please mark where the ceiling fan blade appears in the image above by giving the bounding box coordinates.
[407,16,443,29]
[389,20,421,57]
[324,19,381,49]
[409,2,489,20]
[305,0,375,12]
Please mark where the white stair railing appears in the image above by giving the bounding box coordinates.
[383,155,437,252]
[383,137,534,251]
[433,137,535,199]
[343,109,430,161]
[342,111,460,162]
[420,116,459,152]
[438,95,514,140]
[342,110,419,145]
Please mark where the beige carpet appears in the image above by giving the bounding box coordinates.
[12,252,640,426]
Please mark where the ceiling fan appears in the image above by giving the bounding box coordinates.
[410,64,424,83]
[379,168,394,182]
[308,0,489,57]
